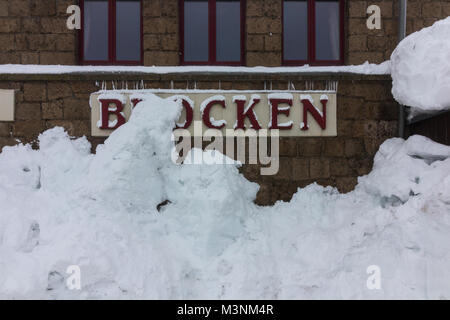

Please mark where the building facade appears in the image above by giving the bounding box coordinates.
[0,0,448,66]
[0,0,448,204]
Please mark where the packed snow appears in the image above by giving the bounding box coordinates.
[391,16,450,116]
[0,94,449,299]
[0,61,391,75]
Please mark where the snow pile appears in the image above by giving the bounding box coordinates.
[391,16,450,116]
[1,94,450,299]
[0,94,258,299]
[358,135,450,203]
[226,136,450,299]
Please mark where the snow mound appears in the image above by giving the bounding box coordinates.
[0,94,258,299]
[391,16,450,116]
[357,135,450,203]
[0,94,450,299]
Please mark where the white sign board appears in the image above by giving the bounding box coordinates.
[90,90,337,137]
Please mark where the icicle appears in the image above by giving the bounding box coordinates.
[325,80,337,92]
[171,80,174,90]
[305,80,314,91]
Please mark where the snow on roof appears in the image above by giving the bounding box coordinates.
[0,61,391,75]
[391,16,450,117]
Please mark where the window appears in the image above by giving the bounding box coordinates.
[181,0,245,65]
[80,0,142,65]
[283,0,344,65]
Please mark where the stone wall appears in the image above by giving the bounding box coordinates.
[246,0,282,67]
[0,0,77,64]
[0,73,397,205]
[143,0,179,65]
[1,0,449,66]
[347,0,450,65]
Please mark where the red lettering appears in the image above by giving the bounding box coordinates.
[301,98,327,130]
[131,98,143,108]
[269,98,293,130]
[234,97,261,130]
[175,99,194,129]
[202,99,226,129]
[99,99,126,130]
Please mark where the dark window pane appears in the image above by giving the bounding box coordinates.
[315,1,340,61]
[184,0,209,62]
[216,0,241,62]
[283,0,308,61]
[116,0,141,61]
[84,0,109,61]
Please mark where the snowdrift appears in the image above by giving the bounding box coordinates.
[391,16,450,116]
[0,94,450,299]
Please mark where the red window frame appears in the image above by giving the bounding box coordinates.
[79,0,143,65]
[180,0,246,66]
[282,0,345,66]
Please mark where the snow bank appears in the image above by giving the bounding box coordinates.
[0,61,390,75]
[357,135,450,203]
[391,17,450,116]
[0,94,258,299]
[1,94,450,299]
